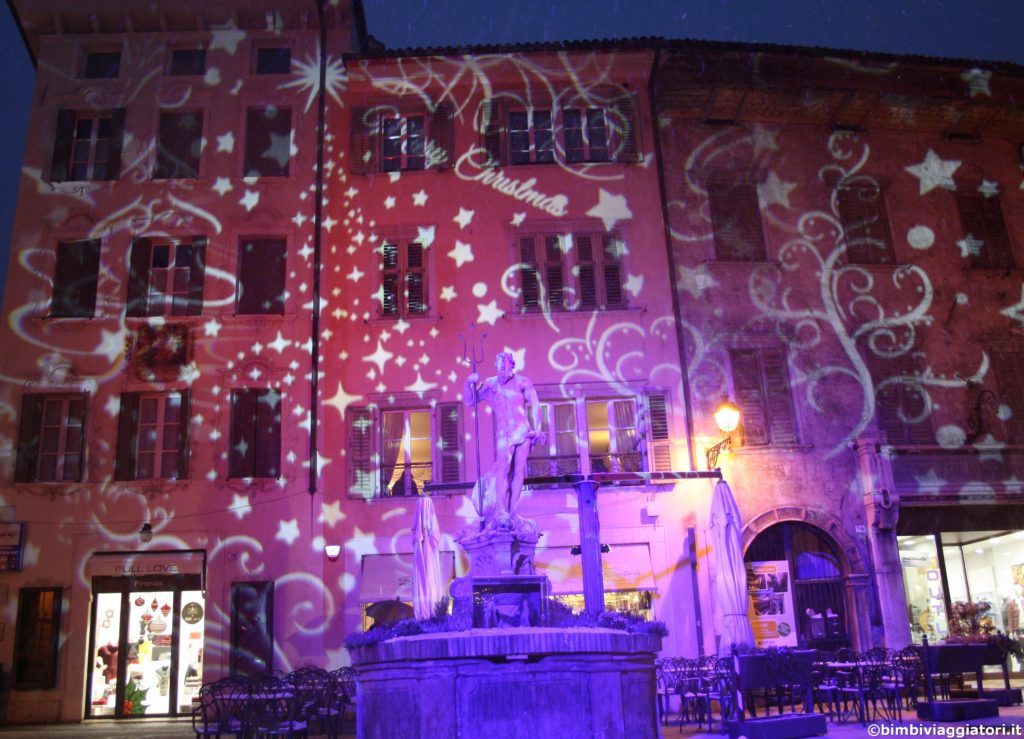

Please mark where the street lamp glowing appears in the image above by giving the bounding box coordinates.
[713,396,741,434]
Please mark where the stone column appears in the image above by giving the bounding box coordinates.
[574,479,605,614]
[854,432,912,648]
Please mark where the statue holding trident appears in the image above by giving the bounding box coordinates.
[464,352,545,530]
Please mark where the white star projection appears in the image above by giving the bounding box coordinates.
[363,341,394,373]
[759,172,796,209]
[448,241,474,267]
[586,189,632,231]
[209,22,246,54]
[453,208,475,229]
[412,190,428,206]
[276,519,301,546]
[476,300,504,325]
[1001,286,1024,329]
[956,234,984,258]
[230,494,253,520]
[280,48,347,112]
[904,150,960,195]
[240,190,260,211]
[320,500,345,527]
[216,132,235,153]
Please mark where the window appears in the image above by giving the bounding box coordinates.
[527,392,671,480]
[865,350,933,446]
[956,193,1014,269]
[350,104,455,174]
[729,348,799,447]
[154,111,203,179]
[254,47,291,75]
[169,48,206,76]
[517,232,625,312]
[244,106,291,177]
[126,237,206,317]
[237,238,286,315]
[50,109,126,182]
[51,238,101,318]
[986,339,1024,444]
[379,239,427,318]
[82,50,120,79]
[837,184,895,264]
[708,180,767,261]
[14,394,86,483]
[346,402,462,498]
[483,94,639,166]
[229,389,281,478]
[13,588,63,689]
[115,392,190,481]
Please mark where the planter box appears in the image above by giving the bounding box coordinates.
[917,699,998,722]
[726,713,827,739]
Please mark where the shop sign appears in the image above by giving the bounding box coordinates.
[182,602,204,624]
[0,523,24,572]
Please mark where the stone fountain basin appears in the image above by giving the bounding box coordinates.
[350,627,662,739]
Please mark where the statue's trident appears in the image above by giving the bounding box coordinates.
[459,322,486,521]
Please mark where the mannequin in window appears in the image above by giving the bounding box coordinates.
[1009,585,1023,633]
[97,642,118,683]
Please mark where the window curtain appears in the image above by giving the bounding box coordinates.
[553,403,579,475]
[612,400,638,472]
[381,412,405,493]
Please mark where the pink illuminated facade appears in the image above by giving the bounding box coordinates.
[1,0,1024,726]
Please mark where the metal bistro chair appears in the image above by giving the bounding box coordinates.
[248,675,308,739]
[330,666,357,731]
[192,677,249,739]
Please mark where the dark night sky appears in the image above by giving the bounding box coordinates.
[1,0,1022,303]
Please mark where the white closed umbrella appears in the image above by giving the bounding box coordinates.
[413,495,444,620]
[710,479,756,657]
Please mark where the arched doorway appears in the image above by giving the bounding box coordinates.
[745,521,851,651]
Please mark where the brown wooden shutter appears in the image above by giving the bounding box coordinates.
[105,108,126,180]
[544,236,564,310]
[349,107,375,175]
[347,405,376,497]
[126,237,152,317]
[437,402,462,483]
[177,389,191,480]
[229,389,255,478]
[67,395,86,482]
[428,101,455,170]
[869,352,933,446]
[114,392,140,481]
[52,239,101,318]
[253,389,281,478]
[576,234,598,309]
[990,341,1024,443]
[708,180,766,261]
[187,236,207,316]
[405,242,426,315]
[956,194,1014,270]
[601,234,625,308]
[381,243,399,316]
[730,349,769,446]
[14,394,45,483]
[482,98,507,166]
[610,92,640,163]
[645,392,673,476]
[50,110,76,182]
[761,348,798,446]
[519,237,540,310]
[837,185,894,265]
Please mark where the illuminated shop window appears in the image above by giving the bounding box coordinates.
[254,47,291,75]
[349,104,455,174]
[707,179,767,261]
[346,403,462,499]
[836,184,896,265]
[517,232,625,312]
[237,238,286,315]
[244,106,292,177]
[115,392,190,481]
[482,93,639,166]
[229,389,281,479]
[50,238,101,318]
[379,239,427,318]
[554,590,653,620]
[865,350,934,446]
[154,111,203,179]
[508,109,554,164]
[13,588,63,689]
[528,393,671,480]
[126,237,206,318]
[82,50,121,79]
[50,109,125,182]
[169,48,206,76]
[956,193,1015,270]
[14,394,86,483]
[729,348,799,447]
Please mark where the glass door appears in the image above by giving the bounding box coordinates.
[123,590,175,715]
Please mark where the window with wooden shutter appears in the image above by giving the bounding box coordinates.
[347,406,376,498]
[644,392,673,478]
[116,392,189,481]
[229,389,281,478]
[51,109,125,182]
[867,352,933,446]
[154,111,203,179]
[708,180,767,261]
[350,107,376,175]
[729,348,798,447]
[130,237,206,317]
[608,93,641,163]
[519,237,541,311]
[244,106,291,177]
[987,340,1024,444]
[378,239,428,319]
[427,101,455,170]
[437,402,462,484]
[574,232,625,310]
[237,238,286,315]
[528,401,580,478]
[51,238,101,318]
[543,236,565,310]
[956,193,1015,270]
[15,394,86,483]
[482,98,508,166]
[837,184,895,265]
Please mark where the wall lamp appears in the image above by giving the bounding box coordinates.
[139,522,153,544]
[706,395,741,470]
[324,544,341,561]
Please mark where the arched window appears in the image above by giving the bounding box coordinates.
[746,521,850,649]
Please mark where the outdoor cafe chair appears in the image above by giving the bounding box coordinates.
[247,677,308,739]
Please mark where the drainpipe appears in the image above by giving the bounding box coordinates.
[648,45,698,471]
[308,0,328,495]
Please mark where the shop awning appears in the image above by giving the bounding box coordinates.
[535,543,655,595]
[86,550,206,577]
[360,551,456,603]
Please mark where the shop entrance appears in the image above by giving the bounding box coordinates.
[85,552,205,718]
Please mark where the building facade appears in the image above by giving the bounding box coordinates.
[1,0,1023,725]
